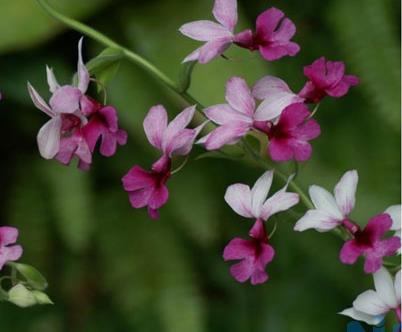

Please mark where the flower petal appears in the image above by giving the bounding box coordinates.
[353,290,389,316]
[340,240,362,265]
[27,82,53,117]
[261,191,299,220]
[309,185,343,220]
[256,7,284,40]
[224,183,253,218]
[198,38,232,64]
[212,0,237,30]
[223,237,255,260]
[143,105,168,150]
[37,116,62,159]
[251,171,273,218]
[202,122,250,150]
[339,308,384,326]
[46,66,60,93]
[49,86,82,114]
[334,170,358,216]
[373,267,398,309]
[179,20,232,41]
[204,104,252,125]
[225,77,255,116]
[0,227,19,246]
[394,270,401,304]
[294,209,341,232]
[385,205,401,231]
[77,37,90,93]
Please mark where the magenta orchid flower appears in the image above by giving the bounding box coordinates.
[179,0,238,63]
[339,213,400,274]
[122,105,201,219]
[299,57,359,103]
[0,227,23,271]
[257,103,321,162]
[223,171,299,284]
[294,170,400,273]
[28,38,127,170]
[199,76,299,150]
[234,7,300,61]
[340,267,401,325]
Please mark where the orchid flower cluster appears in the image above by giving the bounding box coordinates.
[2,0,398,325]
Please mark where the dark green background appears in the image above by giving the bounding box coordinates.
[0,0,400,331]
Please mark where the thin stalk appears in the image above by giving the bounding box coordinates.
[36,0,205,110]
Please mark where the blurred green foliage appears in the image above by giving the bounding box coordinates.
[0,0,400,331]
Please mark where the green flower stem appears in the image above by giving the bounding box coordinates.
[36,0,205,110]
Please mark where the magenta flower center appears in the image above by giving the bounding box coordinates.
[61,114,82,136]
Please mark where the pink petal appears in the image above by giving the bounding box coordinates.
[204,104,252,125]
[182,47,201,63]
[225,77,255,116]
[148,184,169,210]
[198,38,232,64]
[340,240,362,265]
[292,118,321,141]
[233,29,254,48]
[122,166,155,192]
[27,82,54,117]
[37,116,62,159]
[271,18,296,42]
[268,138,294,161]
[250,269,269,285]
[363,255,384,274]
[224,183,253,218]
[203,122,251,150]
[166,128,197,156]
[46,66,60,93]
[256,8,284,40]
[128,188,153,208]
[49,86,82,114]
[230,260,253,283]
[0,246,23,270]
[334,170,358,216]
[148,207,160,220]
[254,92,303,121]
[0,227,19,246]
[303,57,327,87]
[77,38,90,93]
[326,75,360,98]
[212,0,238,30]
[290,139,313,162]
[223,238,255,260]
[364,214,393,239]
[143,105,168,150]
[179,20,232,41]
[252,75,294,100]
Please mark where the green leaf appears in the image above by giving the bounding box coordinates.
[177,61,196,93]
[8,263,48,291]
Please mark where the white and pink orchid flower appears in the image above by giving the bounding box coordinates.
[385,205,401,240]
[27,38,90,161]
[294,170,358,232]
[179,0,238,63]
[340,267,401,325]
[224,170,300,221]
[199,76,302,150]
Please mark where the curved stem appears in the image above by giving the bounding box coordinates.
[36,0,205,110]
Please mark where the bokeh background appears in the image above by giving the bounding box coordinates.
[0,0,400,331]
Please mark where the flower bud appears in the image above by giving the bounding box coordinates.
[8,284,36,308]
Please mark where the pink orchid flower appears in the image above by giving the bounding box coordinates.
[339,213,400,274]
[234,7,300,61]
[340,267,401,325]
[223,171,299,284]
[299,57,359,103]
[122,105,201,219]
[179,0,238,63]
[28,38,127,170]
[0,227,23,271]
[199,76,300,150]
[294,170,400,273]
[257,103,321,162]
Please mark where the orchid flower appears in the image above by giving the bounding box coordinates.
[122,105,202,219]
[294,170,400,273]
[340,267,401,325]
[299,57,359,103]
[179,0,238,63]
[0,227,23,271]
[234,7,300,61]
[223,171,299,284]
[28,38,127,170]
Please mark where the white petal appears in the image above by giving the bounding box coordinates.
[294,209,341,232]
[385,205,401,231]
[251,171,273,218]
[46,66,60,93]
[373,267,398,309]
[182,47,201,63]
[224,184,253,218]
[37,116,62,159]
[254,91,303,121]
[339,308,384,326]
[212,0,238,31]
[27,82,54,117]
[394,270,401,304]
[261,191,299,220]
[353,290,389,316]
[334,170,358,216]
[179,20,232,41]
[309,185,343,220]
[77,37,90,93]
